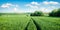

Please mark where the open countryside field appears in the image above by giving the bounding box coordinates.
[32,17,60,30]
[0,14,31,30]
[0,0,60,30]
[0,14,60,30]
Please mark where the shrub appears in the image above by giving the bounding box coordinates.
[30,11,43,16]
[0,13,3,16]
[49,8,60,17]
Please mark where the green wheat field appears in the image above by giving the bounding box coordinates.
[0,14,60,30]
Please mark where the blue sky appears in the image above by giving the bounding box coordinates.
[0,0,60,13]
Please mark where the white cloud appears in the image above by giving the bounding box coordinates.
[39,8,49,13]
[39,7,54,13]
[41,1,60,13]
[43,1,49,4]
[1,3,18,8]
[26,4,38,9]
[39,6,58,13]
[31,2,40,5]
[25,1,59,13]
[43,1,59,5]
[25,1,39,9]
[50,1,59,4]
[0,3,20,13]
[1,3,13,8]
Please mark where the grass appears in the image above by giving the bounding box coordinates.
[0,14,60,30]
[0,15,30,30]
[32,16,60,30]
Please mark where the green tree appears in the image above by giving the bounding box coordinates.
[49,8,60,17]
[30,11,43,16]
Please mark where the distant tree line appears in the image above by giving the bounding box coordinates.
[0,13,21,15]
[30,11,43,16]
[49,8,60,17]
[30,8,60,17]
[0,8,60,17]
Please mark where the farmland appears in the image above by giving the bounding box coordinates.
[32,17,60,30]
[0,14,60,30]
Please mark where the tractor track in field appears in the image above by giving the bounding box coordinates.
[31,18,41,30]
[24,18,41,30]
[24,19,31,30]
